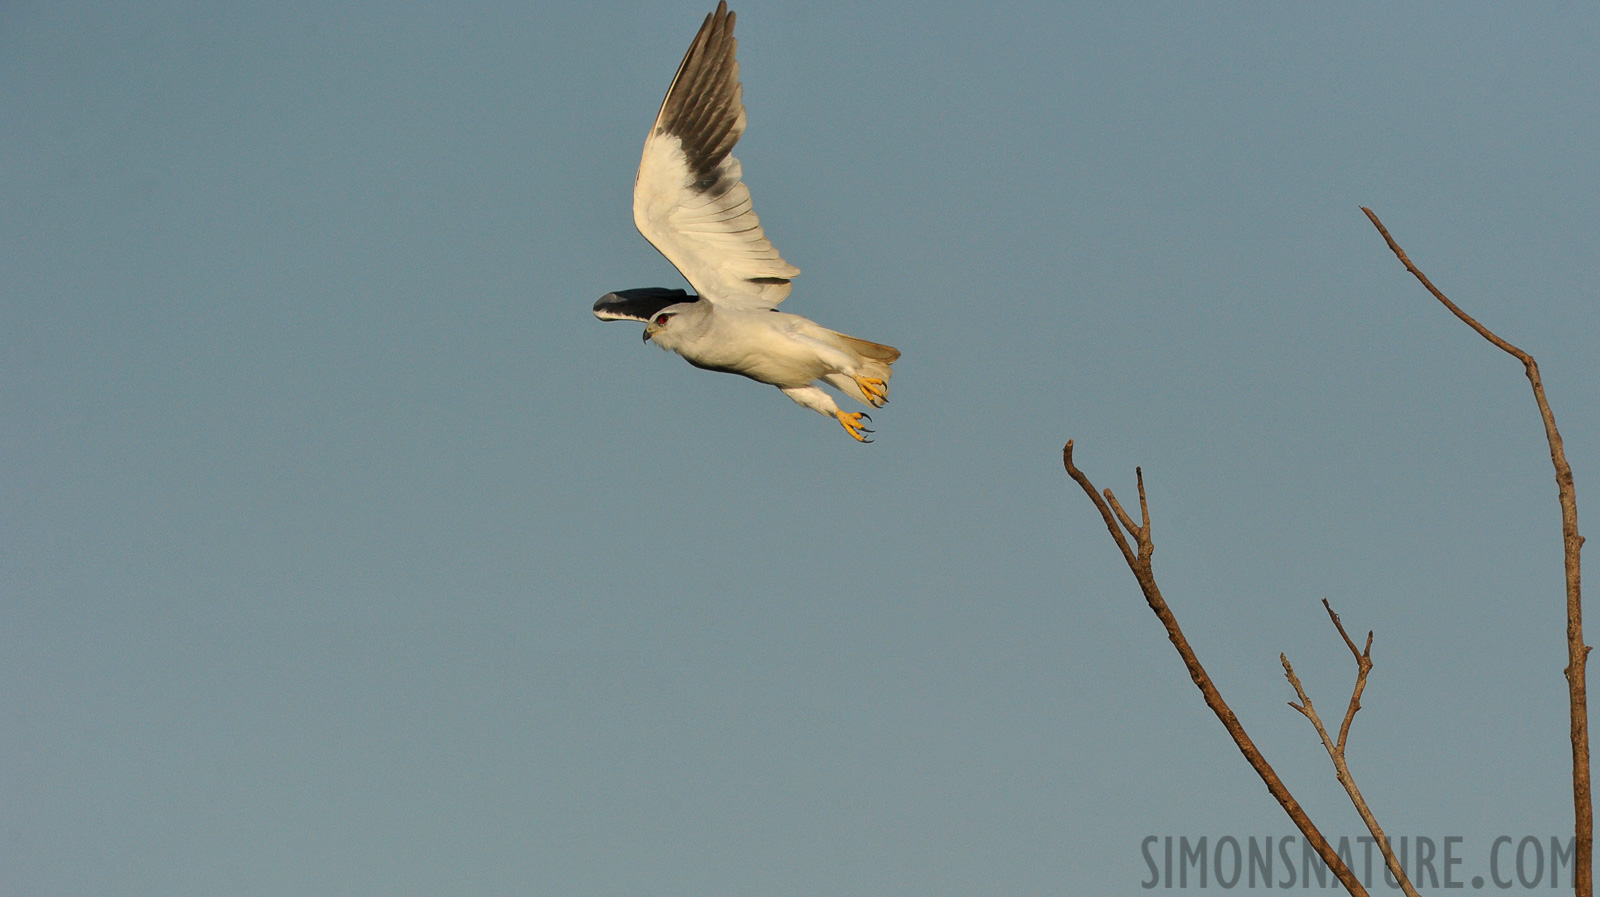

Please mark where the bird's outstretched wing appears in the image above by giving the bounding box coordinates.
[592,287,694,322]
[633,1,799,310]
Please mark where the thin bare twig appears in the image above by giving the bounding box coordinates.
[1063,442,1370,897]
[1282,603,1417,897]
[1363,207,1590,897]
[1322,599,1372,755]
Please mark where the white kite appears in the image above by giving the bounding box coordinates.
[594,2,900,443]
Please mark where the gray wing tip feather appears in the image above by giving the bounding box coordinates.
[654,3,744,186]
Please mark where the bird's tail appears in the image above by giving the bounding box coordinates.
[827,332,900,407]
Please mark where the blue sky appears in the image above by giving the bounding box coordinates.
[5,2,1598,894]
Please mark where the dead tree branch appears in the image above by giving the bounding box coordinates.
[1363,206,1590,897]
[1282,602,1417,897]
[1323,600,1370,756]
[1062,442,1370,897]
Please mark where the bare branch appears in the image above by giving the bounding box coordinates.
[1321,598,1373,755]
[1106,487,1141,541]
[1136,467,1151,537]
[1063,442,1370,897]
[1065,443,1139,570]
[1282,604,1416,897]
[1363,208,1590,897]
[1362,208,1527,359]
[1323,598,1362,659]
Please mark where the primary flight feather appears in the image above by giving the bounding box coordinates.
[594,2,900,443]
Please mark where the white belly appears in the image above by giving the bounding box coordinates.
[676,309,853,388]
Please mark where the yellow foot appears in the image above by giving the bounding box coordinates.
[854,376,889,407]
[835,411,874,443]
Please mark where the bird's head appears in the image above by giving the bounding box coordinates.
[642,310,676,345]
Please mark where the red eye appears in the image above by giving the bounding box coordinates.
[654,314,670,326]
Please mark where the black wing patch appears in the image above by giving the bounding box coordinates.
[655,1,742,193]
[593,287,697,323]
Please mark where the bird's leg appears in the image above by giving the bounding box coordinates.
[835,411,873,443]
[854,376,889,407]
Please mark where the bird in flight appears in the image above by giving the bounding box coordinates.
[594,2,900,443]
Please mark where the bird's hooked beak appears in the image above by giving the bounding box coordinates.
[642,325,655,343]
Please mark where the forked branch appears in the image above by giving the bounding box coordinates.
[1323,600,1372,756]
[1282,601,1417,897]
[1063,443,1370,897]
[1363,207,1590,897]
